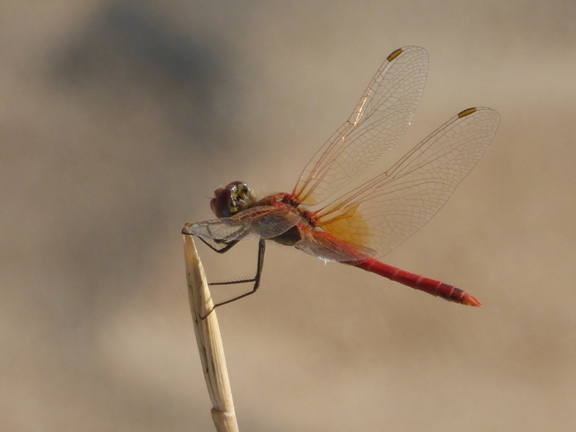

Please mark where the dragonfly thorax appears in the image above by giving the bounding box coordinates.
[211,181,256,218]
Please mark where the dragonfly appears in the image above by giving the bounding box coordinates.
[183,46,500,311]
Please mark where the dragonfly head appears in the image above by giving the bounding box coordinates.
[211,181,256,218]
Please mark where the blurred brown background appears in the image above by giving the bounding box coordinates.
[2,1,575,431]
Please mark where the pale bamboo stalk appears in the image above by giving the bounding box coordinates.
[182,234,239,432]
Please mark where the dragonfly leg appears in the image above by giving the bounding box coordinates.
[195,236,240,253]
[200,239,266,318]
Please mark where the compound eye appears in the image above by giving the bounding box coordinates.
[210,181,255,218]
[211,187,233,218]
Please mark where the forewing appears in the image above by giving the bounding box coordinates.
[184,205,302,242]
[315,107,501,258]
[292,46,429,205]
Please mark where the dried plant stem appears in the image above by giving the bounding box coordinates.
[183,234,239,432]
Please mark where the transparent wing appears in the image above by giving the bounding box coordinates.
[313,107,500,259]
[295,229,376,262]
[184,205,301,242]
[292,46,429,205]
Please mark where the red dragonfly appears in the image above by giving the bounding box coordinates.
[183,46,500,310]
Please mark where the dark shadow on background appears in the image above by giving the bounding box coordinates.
[51,2,230,145]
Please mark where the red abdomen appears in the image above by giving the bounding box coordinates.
[348,258,481,306]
